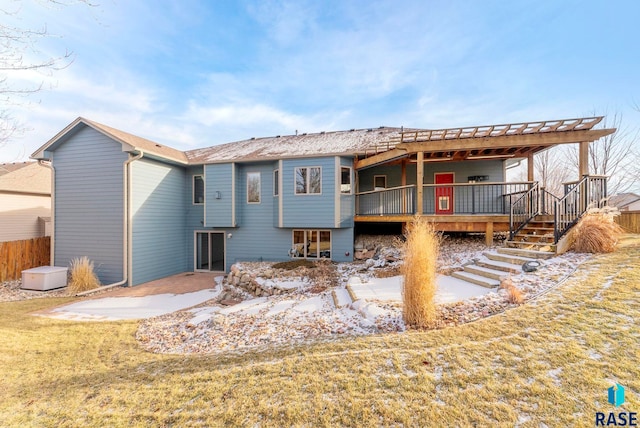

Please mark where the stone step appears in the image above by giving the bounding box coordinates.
[451,271,500,288]
[332,288,353,308]
[484,252,535,266]
[498,247,556,259]
[475,257,521,274]
[484,251,536,265]
[463,264,508,281]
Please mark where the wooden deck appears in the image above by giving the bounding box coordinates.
[354,214,509,246]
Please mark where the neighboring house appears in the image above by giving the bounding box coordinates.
[0,162,51,242]
[609,193,640,211]
[31,116,614,286]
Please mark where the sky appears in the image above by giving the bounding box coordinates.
[2,0,640,163]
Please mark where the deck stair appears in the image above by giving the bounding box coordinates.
[505,214,558,254]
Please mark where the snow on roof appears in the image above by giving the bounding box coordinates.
[185,127,414,164]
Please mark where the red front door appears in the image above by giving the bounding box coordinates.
[435,173,454,215]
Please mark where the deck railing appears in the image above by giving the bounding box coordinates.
[422,182,534,215]
[554,176,608,242]
[355,182,534,216]
[356,185,416,215]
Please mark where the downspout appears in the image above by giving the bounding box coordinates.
[37,160,54,266]
[125,151,144,287]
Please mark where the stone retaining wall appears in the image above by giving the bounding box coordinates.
[226,264,296,297]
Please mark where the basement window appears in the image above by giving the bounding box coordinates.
[291,230,331,259]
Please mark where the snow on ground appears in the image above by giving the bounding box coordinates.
[137,241,592,355]
[0,234,595,355]
[347,275,491,305]
[42,288,222,321]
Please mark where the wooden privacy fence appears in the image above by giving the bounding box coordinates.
[0,237,51,282]
[615,211,640,233]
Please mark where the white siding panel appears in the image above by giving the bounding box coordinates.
[0,194,51,242]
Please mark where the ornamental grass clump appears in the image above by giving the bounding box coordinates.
[566,207,624,253]
[500,276,525,305]
[68,256,100,293]
[401,217,439,329]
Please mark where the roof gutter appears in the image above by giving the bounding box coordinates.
[37,160,54,266]
[505,159,523,170]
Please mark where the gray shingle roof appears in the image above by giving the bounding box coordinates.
[0,162,51,195]
[609,193,640,208]
[185,127,411,164]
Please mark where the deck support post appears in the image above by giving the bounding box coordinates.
[579,141,590,177]
[485,221,494,246]
[416,152,424,215]
[527,153,534,181]
[401,160,407,213]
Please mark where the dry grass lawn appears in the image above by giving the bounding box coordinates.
[1,236,639,427]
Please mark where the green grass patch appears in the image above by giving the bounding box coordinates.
[1,236,639,426]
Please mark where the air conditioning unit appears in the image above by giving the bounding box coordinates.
[21,266,68,291]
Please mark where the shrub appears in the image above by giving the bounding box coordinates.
[566,208,624,253]
[272,260,315,270]
[401,217,439,329]
[506,285,525,305]
[500,276,525,304]
[68,256,101,293]
[306,259,337,293]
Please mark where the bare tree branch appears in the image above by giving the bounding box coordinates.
[0,0,93,150]
[567,111,640,195]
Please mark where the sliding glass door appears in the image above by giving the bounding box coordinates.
[195,232,225,271]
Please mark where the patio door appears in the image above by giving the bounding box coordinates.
[435,172,454,215]
[195,232,225,272]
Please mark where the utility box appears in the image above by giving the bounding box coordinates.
[21,266,68,291]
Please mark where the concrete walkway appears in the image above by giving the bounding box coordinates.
[35,272,222,321]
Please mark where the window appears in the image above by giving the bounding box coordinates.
[438,196,450,211]
[291,230,331,259]
[247,172,261,204]
[340,167,352,194]
[193,175,204,204]
[274,169,279,196]
[295,167,321,195]
[374,175,387,190]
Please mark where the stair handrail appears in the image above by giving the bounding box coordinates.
[509,182,540,240]
[553,175,591,243]
[540,187,560,215]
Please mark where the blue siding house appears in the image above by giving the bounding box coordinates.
[32,117,613,286]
